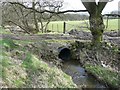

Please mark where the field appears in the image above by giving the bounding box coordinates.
[45,19,119,33]
[0,19,119,34]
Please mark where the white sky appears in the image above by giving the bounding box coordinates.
[63,0,120,14]
[1,0,120,14]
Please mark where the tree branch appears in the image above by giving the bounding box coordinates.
[81,0,97,14]
[7,20,30,34]
[9,2,88,14]
[98,0,109,13]
[24,11,33,17]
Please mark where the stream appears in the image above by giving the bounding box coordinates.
[61,60,106,88]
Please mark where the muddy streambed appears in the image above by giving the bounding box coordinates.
[61,60,106,88]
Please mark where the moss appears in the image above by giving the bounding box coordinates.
[85,64,120,88]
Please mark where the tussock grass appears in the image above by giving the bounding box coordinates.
[85,64,120,88]
[1,39,77,88]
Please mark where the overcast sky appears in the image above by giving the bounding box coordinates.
[63,0,120,14]
[1,0,119,14]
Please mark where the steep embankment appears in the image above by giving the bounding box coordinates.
[70,41,120,88]
[0,39,77,88]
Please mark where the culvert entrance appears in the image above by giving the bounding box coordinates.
[58,46,107,88]
[58,47,71,61]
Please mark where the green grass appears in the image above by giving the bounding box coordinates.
[13,40,34,46]
[22,53,48,71]
[104,19,119,31]
[1,19,119,34]
[0,27,11,34]
[43,39,76,44]
[0,39,18,49]
[44,19,119,33]
[46,20,89,33]
[1,51,27,87]
[0,39,77,88]
[0,39,27,87]
[22,53,77,88]
[85,64,120,88]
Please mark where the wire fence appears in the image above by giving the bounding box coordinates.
[46,19,119,33]
[46,20,90,33]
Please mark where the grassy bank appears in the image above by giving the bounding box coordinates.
[0,39,77,88]
[70,41,120,88]
[85,64,120,88]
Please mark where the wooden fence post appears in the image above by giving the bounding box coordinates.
[57,24,59,33]
[52,24,53,31]
[63,22,66,34]
[0,4,2,26]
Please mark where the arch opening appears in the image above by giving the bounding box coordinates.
[58,47,71,61]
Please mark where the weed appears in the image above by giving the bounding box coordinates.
[85,64,120,88]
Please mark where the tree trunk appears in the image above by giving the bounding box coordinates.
[33,11,39,33]
[32,2,39,33]
[89,14,105,44]
[40,21,44,33]
[81,1,108,45]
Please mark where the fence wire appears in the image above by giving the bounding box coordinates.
[47,18,119,33]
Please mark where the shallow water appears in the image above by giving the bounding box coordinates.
[62,60,106,88]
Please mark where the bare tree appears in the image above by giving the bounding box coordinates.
[2,2,36,34]
[32,0,39,33]
[3,0,65,33]
[4,0,116,41]
[36,0,64,33]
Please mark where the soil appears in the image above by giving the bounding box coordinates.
[1,30,120,46]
